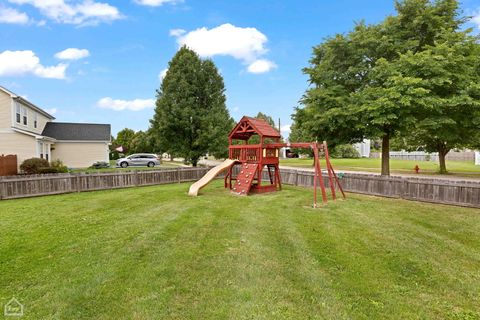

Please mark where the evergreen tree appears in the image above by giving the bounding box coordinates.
[150,47,233,166]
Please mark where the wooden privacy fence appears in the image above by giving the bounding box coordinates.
[0,167,210,200]
[0,154,17,176]
[279,169,480,208]
[0,167,479,208]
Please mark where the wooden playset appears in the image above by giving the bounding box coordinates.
[188,116,345,207]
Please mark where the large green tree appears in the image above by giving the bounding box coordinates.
[393,33,480,173]
[150,47,233,166]
[298,20,402,175]
[371,0,480,174]
[294,0,478,175]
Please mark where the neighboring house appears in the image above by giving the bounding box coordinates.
[0,86,110,168]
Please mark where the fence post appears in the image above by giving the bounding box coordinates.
[76,174,81,192]
[294,170,299,186]
[134,170,139,186]
[0,178,3,200]
[402,178,408,199]
[177,168,181,183]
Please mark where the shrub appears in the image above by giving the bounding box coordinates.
[38,167,61,174]
[90,161,110,169]
[20,158,68,174]
[20,158,50,174]
[330,144,360,159]
[50,159,69,173]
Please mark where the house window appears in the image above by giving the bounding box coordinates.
[38,142,44,159]
[16,104,21,123]
[22,107,27,125]
[34,113,38,128]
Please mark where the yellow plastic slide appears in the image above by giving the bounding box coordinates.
[188,159,237,196]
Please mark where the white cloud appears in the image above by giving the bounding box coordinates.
[0,7,29,24]
[159,68,168,81]
[173,23,276,73]
[247,59,277,74]
[0,50,67,79]
[176,23,267,61]
[8,0,123,26]
[281,124,291,134]
[169,28,185,37]
[135,0,181,6]
[232,106,239,112]
[473,11,480,28]
[97,97,155,111]
[55,48,90,60]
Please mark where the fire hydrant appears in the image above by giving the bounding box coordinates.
[414,165,420,174]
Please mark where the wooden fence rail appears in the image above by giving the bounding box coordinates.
[0,167,210,200]
[279,169,480,208]
[0,167,479,208]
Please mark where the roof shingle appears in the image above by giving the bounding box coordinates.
[229,116,281,139]
[42,122,111,141]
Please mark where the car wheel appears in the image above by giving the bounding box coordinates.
[147,162,155,168]
[120,162,128,168]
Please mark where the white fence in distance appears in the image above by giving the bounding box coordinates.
[370,151,475,162]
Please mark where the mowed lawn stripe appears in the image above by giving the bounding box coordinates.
[291,195,480,319]
[0,181,479,319]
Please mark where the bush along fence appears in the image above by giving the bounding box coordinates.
[0,167,479,208]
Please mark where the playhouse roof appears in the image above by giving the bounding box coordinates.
[229,116,281,140]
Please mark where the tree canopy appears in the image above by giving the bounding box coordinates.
[150,46,234,166]
[391,32,480,172]
[129,130,159,154]
[293,0,480,175]
[115,128,136,153]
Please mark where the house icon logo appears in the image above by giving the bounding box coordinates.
[4,297,23,317]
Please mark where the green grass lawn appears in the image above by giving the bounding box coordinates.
[281,158,480,177]
[1,182,479,319]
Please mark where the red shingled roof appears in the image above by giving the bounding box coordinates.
[229,116,281,140]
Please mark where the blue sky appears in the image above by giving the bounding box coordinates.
[1,0,479,136]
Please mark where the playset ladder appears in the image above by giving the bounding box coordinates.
[232,163,259,196]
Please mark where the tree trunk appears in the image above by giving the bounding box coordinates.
[438,148,449,174]
[170,154,174,162]
[191,158,198,167]
[381,133,390,176]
